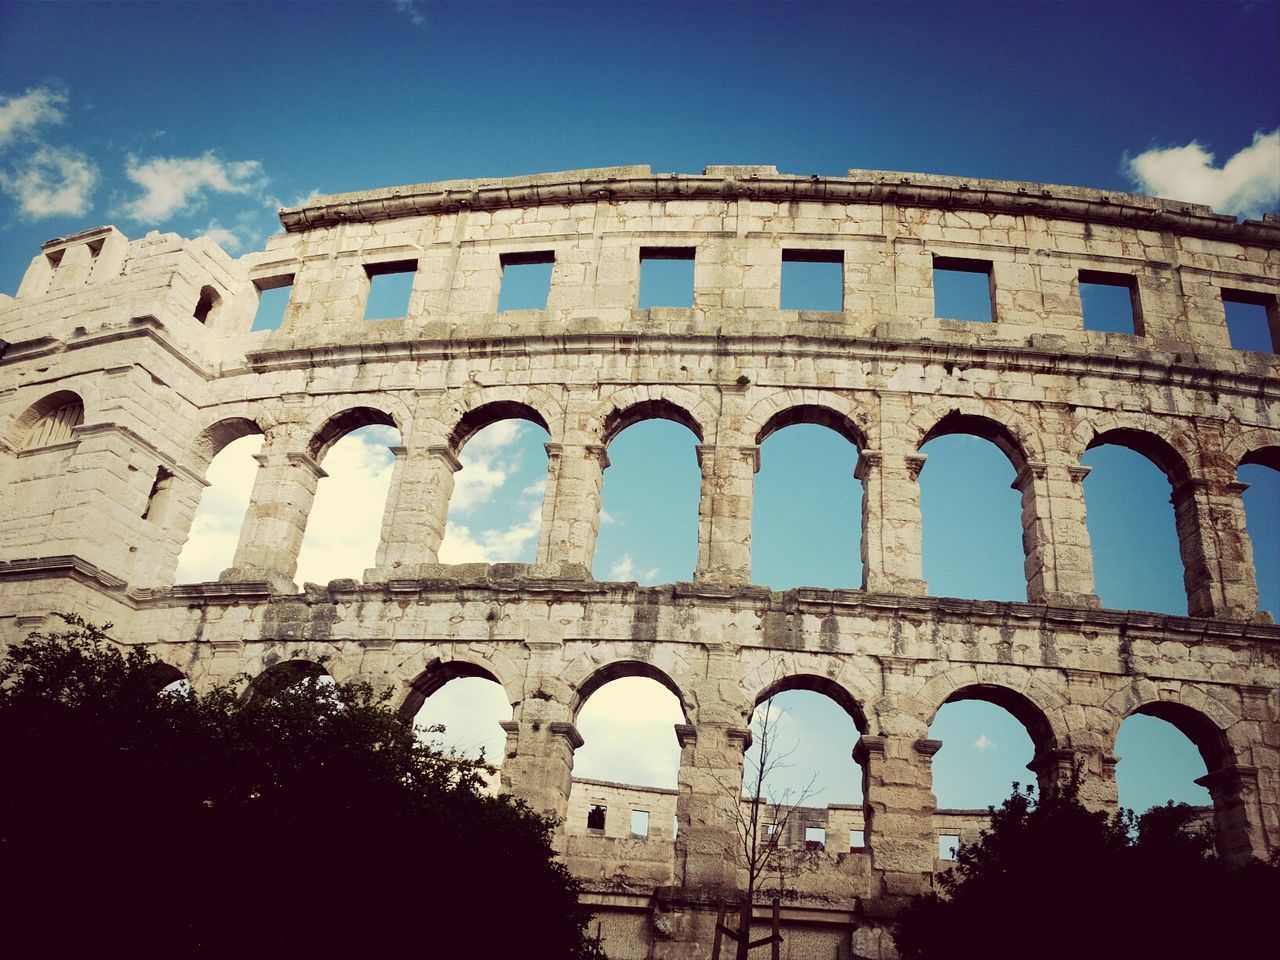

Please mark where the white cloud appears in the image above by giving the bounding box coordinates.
[1126,129,1280,220]
[608,553,660,584]
[395,0,426,27]
[439,506,542,564]
[574,676,685,788]
[598,507,615,525]
[0,144,98,218]
[200,220,241,252]
[121,151,266,223]
[0,87,66,148]
[973,734,996,750]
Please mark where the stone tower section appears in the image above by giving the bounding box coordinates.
[1,166,1277,957]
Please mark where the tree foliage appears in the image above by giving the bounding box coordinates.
[893,780,1278,960]
[0,615,605,957]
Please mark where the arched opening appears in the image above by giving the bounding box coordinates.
[919,414,1027,602]
[405,661,512,793]
[928,685,1051,809]
[244,659,330,704]
[1115,710,1214,817]
[296,409,401,584]
[1239,448,1280,619]
[441,406,550,564]
[175,424,264,582]
[753,406,865,590]
[1082,430,1189,615]
[572,667,686,790]
[139,661,186,695]
[744,676,866,854]
[15,391,84,450]
[193,285,221,325]
[594,407,701,583]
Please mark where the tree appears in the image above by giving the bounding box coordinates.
[893,780,1278,960]
[0,615,606,958]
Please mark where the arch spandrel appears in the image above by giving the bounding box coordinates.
[191,416,265,471]
[1101,678,1245,771]
[1073,413,1202,484]
[566,658,693,724]
[735,652,879,733]
[445,391,559,452]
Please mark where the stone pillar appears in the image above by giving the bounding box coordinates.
[857,449,928,596]
[1013,459,1100,608]
[220,435,325,592]
[536,441,608,577]
[371,444,460,575]
[499,716,582,851]
[694,443,757,585]
[1195,763,1266,863]
[674,722,752,890]
[1171,475,1260,620]
[1027,747,1118,811]
[856,734,940,898]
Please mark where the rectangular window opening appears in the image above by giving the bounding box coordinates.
[1223,288,1278,353]
[804,825,826,850]
[364,260,417,320]
[251,275,294,332]
[782,248,844,311]
[1080,270,1141,335]
[630,809,650,837]
[764,821,779,838]
[933,255,994,322]
[586,803,606,832]
[939,834,961,861]
[639,246,695,308]
[498,251,555,311]
[850,829,866,848]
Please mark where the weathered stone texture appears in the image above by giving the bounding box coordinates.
[1,166,1278,958]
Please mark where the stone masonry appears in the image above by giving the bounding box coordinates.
[1,166,1278,959]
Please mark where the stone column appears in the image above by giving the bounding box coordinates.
[1027,747,1118,811]
[1013,459,1100,608]
[1196,763,1266,863]
[858,449,928,596]
[694,443,758,585]
[673,721,752,889]
[498,715,582,851]
[536,441,608,577]
[220,435,325,592]
[1171,474,1260,620]
[371,444,460,576]
[856,734,940,899]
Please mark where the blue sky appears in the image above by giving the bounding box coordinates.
[4,1,1279,821]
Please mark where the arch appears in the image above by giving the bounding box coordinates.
[192,417,264,471]
[933,683,1059,756]
[1239,445,1280,471]
[9,390,84,451]
[448,400,550,452]
[243,659,329,704]
[756,403,866,448]
[916,667,1068,755]
[1084,426,1194,486]
[397,657,513,721]
[753,673,868,733]
[139,661,186,693]
[308,406,399,462]
[1122,700,1236,775]
[740,389,871,451]
[571,660,690,722]
[920,410,1029,471]
[602,398,703,447]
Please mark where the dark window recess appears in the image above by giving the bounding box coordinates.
[498,251,555,311]
[1223,288,1279,353]
[252,275,295,332]
[193,285,220,324]
[586,804,607,831]
[142,467,174,521]
[639,247,695,308]
[364,260,417,320]
[933,256,994,322]
[782,248,843,311]
[1080,270,1141,335]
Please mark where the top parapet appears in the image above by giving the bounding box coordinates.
[280,164,1280,244]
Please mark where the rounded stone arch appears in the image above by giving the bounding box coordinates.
[396,655,517,722]
[306,405,402,463]
[446,398,552,453]
[742,388,870,448]
[597,384,713,447]
[1073,412,1200,485]
[751,673,869,734]
[1236,442,1280,473]
[138,660,187,693]
[915,404,1039,472]
[914,666,1067,757]
[569,659,692,723]
[4,389,86,452]
[190,416,265,472]
[735,652,880,731]
[1102,679,1242,774]
[243,658,330,704]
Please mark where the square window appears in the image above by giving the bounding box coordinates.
[782,249,843,311]
[933,256,994,322]
[763,821,779,838]
[498,251,554,311]
[1080,270,1141,334]
[639,247,695,308]
[1223,289,1278,353]
[804,825,826,850]
[251,275,294,332]
[850,829,865,848]
[587,803,606,831]
[939,834,961,860]
[630,809,650,837]
[364,260,416,320]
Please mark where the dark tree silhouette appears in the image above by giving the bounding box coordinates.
[893,780,1277,960]
[0,615,605,958]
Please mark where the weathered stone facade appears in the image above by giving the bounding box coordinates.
[1,166,1277,959]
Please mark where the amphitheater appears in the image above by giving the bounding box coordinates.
[1,165,1277,959]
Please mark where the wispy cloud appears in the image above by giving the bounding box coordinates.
[199,219,242,252]
[0,87,66,148]
[573,676,685,787]
[394,0,427,27]
[1125,129,1280,220]
[120,151,267,223]
[608,553,660,584]
[973,734,996,750]
[0,144,98,218]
